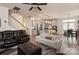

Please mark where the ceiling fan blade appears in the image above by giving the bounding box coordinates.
[29,6,33,11]
[37,6,41,11]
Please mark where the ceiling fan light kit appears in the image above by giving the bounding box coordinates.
[29,6,41,11]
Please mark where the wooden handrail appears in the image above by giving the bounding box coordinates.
[8,14,28,31]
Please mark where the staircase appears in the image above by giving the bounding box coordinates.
[8,13,28,34]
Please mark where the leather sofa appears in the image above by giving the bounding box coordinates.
[3,31,17,48]
[0,30,30,48]
[0,32,4,48]
[13,30,30,44]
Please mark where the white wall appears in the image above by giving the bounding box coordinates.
[0,6,14,31]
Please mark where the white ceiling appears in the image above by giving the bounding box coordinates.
[0,3,79,19]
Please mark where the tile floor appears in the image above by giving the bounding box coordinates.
[58,36,79,55]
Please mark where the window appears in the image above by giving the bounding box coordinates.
[63,19,75,30]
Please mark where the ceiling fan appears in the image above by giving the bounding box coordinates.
[22,3,47,11]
